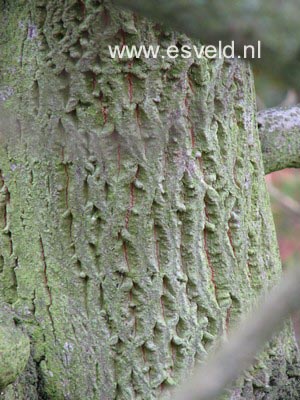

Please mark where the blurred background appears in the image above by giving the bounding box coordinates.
[266,169,300,343]
[266,170,300,268]
[256,78,300,342]
[256,78,300,267]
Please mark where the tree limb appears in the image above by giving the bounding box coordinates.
[0,304,30,390]
[171,265,300,400]
[258,105,300,174]
[113,0,300,89]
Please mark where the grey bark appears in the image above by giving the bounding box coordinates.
[0,1,299,399]
[258,105,300,174]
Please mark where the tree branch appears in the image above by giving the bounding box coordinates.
[0,304,30,390]
[258,105,300,174]
[113,0,300,89]
[171,265,300,400]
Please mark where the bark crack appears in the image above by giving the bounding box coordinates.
[39,236,56,341]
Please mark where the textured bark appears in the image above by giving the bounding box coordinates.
[0,1,299,399]
[0,304,30,389]
[258,105,300,174]
[174,265,300,400]
[113,0,300,89]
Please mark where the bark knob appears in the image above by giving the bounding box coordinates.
[0,306,30,389]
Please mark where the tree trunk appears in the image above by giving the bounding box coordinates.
[0,1,299,399]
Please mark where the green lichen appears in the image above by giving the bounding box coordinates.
[0,306,30,390]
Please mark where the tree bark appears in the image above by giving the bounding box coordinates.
[0,1,299,399]
[258,105,300,174]
[173,265,300,400]
[0,303,30,390]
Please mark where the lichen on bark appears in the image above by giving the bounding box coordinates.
[0,304,30,390]
[258,105,300,174]
[0,1,299,399]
